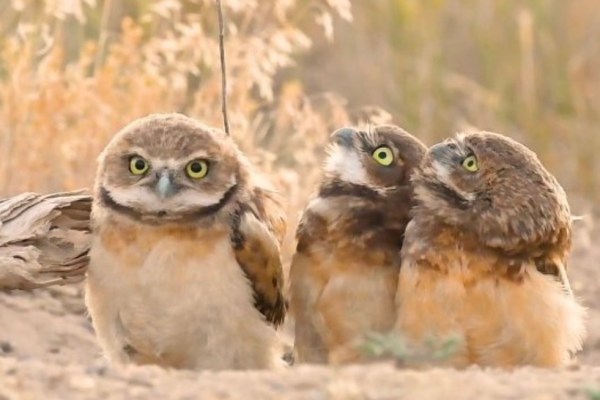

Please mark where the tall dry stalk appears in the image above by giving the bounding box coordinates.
[216,0,230,136]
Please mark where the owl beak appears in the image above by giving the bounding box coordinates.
[155,170,176,199]
[331,127,356,148]
[429,142,462,164]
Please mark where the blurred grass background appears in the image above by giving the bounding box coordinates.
[1,0,599,209]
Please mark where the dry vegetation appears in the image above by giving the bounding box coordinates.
[303,0,600,202]
[1,1,600,398]
[1,0,599,218]
[0,0,354,198]
[0,0,364,262]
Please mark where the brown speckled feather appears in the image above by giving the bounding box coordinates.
[231,188,287,326]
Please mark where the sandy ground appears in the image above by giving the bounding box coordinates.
[1,215,599,399]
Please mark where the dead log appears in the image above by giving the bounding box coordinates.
[0,191,92,290]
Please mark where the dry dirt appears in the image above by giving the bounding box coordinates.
[1,215,599,399]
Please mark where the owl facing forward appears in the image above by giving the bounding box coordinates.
[290,125,427,364]
[85,113,287,370]
[394,131,586,368]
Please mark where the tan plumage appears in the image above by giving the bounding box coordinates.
[85,113,287,370]
[394,131,586,368]
[290,126,427,364]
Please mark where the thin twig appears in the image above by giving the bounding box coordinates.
[216,0,230,136]
[94,0,113,74]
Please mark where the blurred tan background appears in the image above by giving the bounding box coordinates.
[1,0,599,204]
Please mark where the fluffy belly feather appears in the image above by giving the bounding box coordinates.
[395,261,586,368]
[86,227,278,370]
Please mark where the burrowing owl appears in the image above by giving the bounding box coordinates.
[85,113,287,370]
[394,131,586,368]
[290,126,427,364]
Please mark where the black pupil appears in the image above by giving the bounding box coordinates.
[190,162,203,173]
[134,159,145,170]
[467,160,474,167]
[377,151,387,159]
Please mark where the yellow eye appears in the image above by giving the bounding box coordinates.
[462,155,479,172]
[372,146,394,166]
[186,160,209,179]
[129,156,149,175]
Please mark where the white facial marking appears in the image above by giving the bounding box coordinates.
[431,159,476,202]
[432,160,451,183]
[324,145,370,186]
[105,175,235,213]
[455,132,468,142]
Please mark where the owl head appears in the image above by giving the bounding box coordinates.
[96,113,246,222]
[324,125,427,190]
[413,131,571,251]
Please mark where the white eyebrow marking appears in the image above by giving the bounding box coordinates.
[324,145,370,186]
[431,159,476,202]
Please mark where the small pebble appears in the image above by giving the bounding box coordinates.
[0,341,13,354]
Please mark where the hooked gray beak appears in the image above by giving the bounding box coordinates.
[429,141,463,165]
[331,127,356,148]
[155,170,176,199]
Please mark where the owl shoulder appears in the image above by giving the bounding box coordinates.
[228,185,287,326]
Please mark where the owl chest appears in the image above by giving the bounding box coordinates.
[399,246,582,366]
[88,226,258,347]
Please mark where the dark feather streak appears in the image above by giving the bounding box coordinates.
[99,185,238,224]
[319,179,381,201]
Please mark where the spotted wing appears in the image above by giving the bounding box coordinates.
[230,196,286,327]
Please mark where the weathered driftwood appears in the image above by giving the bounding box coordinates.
[0,191,92,290]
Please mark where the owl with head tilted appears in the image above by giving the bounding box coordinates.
[290,125,427,364]
[85,113,287,370]
[394,131,586,368]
